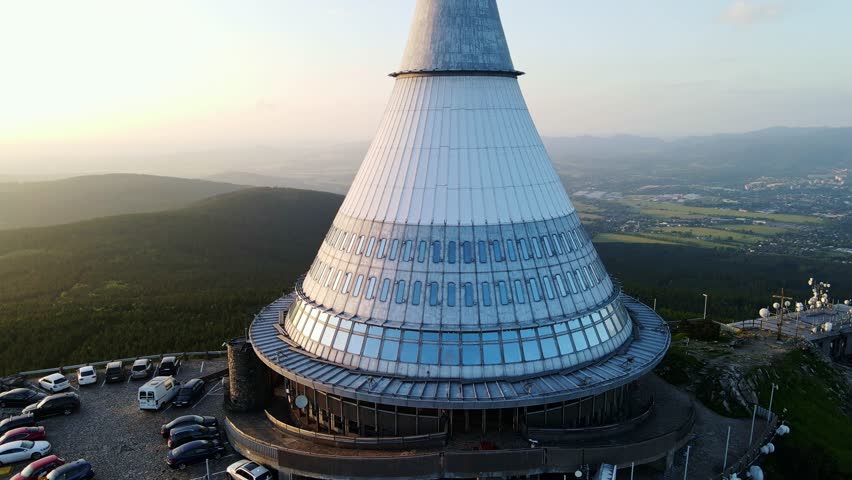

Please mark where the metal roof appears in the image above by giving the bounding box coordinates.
[250,294,670,409]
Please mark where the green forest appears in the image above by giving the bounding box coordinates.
[0,187,848,375]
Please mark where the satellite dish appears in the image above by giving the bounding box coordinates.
[748,465,765,480]
[784,300,791,307]
[295,395,309,409]
[574,470,583,478]
[759,308,770,318]
[772,302,781,310]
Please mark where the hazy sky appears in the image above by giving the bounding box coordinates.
[1,0,851,173]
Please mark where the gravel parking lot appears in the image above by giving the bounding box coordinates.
[1,358,240,480]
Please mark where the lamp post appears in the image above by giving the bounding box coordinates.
[794,302,803,340]
[702,293,709,320]
[768,383,779,416]
[759,308,770,336]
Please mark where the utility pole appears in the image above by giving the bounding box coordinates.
[722,425,731,471]
[683,445,691,480]
[702,293,709,320]
[772,289,793,341]
[768,383,779,416]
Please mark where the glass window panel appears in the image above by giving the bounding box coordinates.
[420,344,438,364]
[417,240,427,262]
[380,278,391,302]
[400,342,418,362]
[320,326,336,346]
[376,238,387,258]
[542,236,553,256]
[529,278,542,302]
[447,241,456,264]
[532,238,543,258]
[571,331,588,350]
[332,271,343,291]
[332,330,350,351]
[492,240,504,262]
[481,282,492,306]
[380,340,399,361]
[506,239,518,261]
[556,334,573,354]
[542,276,555,300]
[339,319,353,331]
[537,325,553,337]
[441,345,460,365]
[347,334,364,354]
[365,237,376,257]
[341,272,353,294]
[462,241,473,263]
[581,315,592,326]
[478,240,487,263]
[310,323,324,342]
[403,330,419,340]
[429,282,439,306]
[560,233,572,252]
[337,232,347,250]
[432,240,441,263]
[498,281,509,305]
[605,318,617,336]
[584,266,596,287]
[389,239,399,260]
[355,235,365,255]
[552,234,563,254]
[567,273,579,293]
[353,323,367,333]
[295,312,308,332]
[442,332,459,342]
[352,275,364,297]
[447,282,456,307]
[555,274,568,296]
[520,328,536,339]
[519,238,530,260]
[585,327,600,346]
[368,326,382,336]
[395,280,407,304]
[554,322,568,333]
[365,277,377,300]
[347,234,357,253]
[568,319,581,330]
[411,281,422,306]
[422,331,439,341]
[403,240,413,261]
[481,332,498,342]
[540,337,559,358]
[573,230,583,247]
[462,345,481,365]
[522,340,541,361]
[301,318,315,336]
[363,337,380,358]
[483,344,502,364]
[513,280,526,304]
[503,342,521,362]
[575,271,587,290]
[464,282,474,306]
[385,328,400,339]
[462,333,479,342]
[324,268,335,287]
[596,324,609,342]
[502,330,519,340]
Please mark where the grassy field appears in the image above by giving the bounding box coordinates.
[594,233,679,245]
[724,224,790,236]
[658,226,765,244]
[622,197,822,224]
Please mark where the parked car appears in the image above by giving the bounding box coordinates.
[157,356,181,376]
[0,414,35,436]
[172,379,205,408]
[166,439,225,470]
[0,427,46,445]
[167,424,219,449]
[45,459,94,480]
[0,388,47,409]
[22,393,80,419]
[37,374,69,394]
[11,454,65,480]
[0,440,51,466]
[138,377,178,411]
[76,366,97,386]
[130,359,154,380]
[104,362,125,383]
[227,459,273,480]
[160,415,218,438]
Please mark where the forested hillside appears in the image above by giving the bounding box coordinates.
[0,174,245,229]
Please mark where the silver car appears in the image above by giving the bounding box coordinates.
[130,359,154,380]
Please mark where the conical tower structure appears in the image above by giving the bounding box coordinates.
[239,3,676,477]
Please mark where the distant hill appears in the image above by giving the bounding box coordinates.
[0,187,342,374]
[0,174,245,230]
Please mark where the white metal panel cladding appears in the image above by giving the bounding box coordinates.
[338,76,573,226]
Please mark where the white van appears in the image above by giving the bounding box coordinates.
[138,376,178,410]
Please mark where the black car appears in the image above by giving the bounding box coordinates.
[22,392,80,419]
[0,414,34,435]
[157,356,181,377]
[46,459,95,480]
[172,379,205,408]
[104,361,125,383]
[0,388,47,409]
[167,424,219,448]
[160,415,218,438]
[166,439,225,470]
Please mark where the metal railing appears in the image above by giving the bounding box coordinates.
[12,350,227,378]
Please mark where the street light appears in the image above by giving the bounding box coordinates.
[768,383,779,415]
[759,307,770,334]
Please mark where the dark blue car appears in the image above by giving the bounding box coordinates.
[166,439,225,470]
[46,459,94,480]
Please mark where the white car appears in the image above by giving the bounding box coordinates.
[77,366,98,386]
[226,459,272,480]
[0,440,52,465]
[38,374,70,393]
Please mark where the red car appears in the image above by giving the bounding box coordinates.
[0,426,46,445]
[11,454,65,480]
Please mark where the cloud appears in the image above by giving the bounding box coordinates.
[721,1,781,26]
